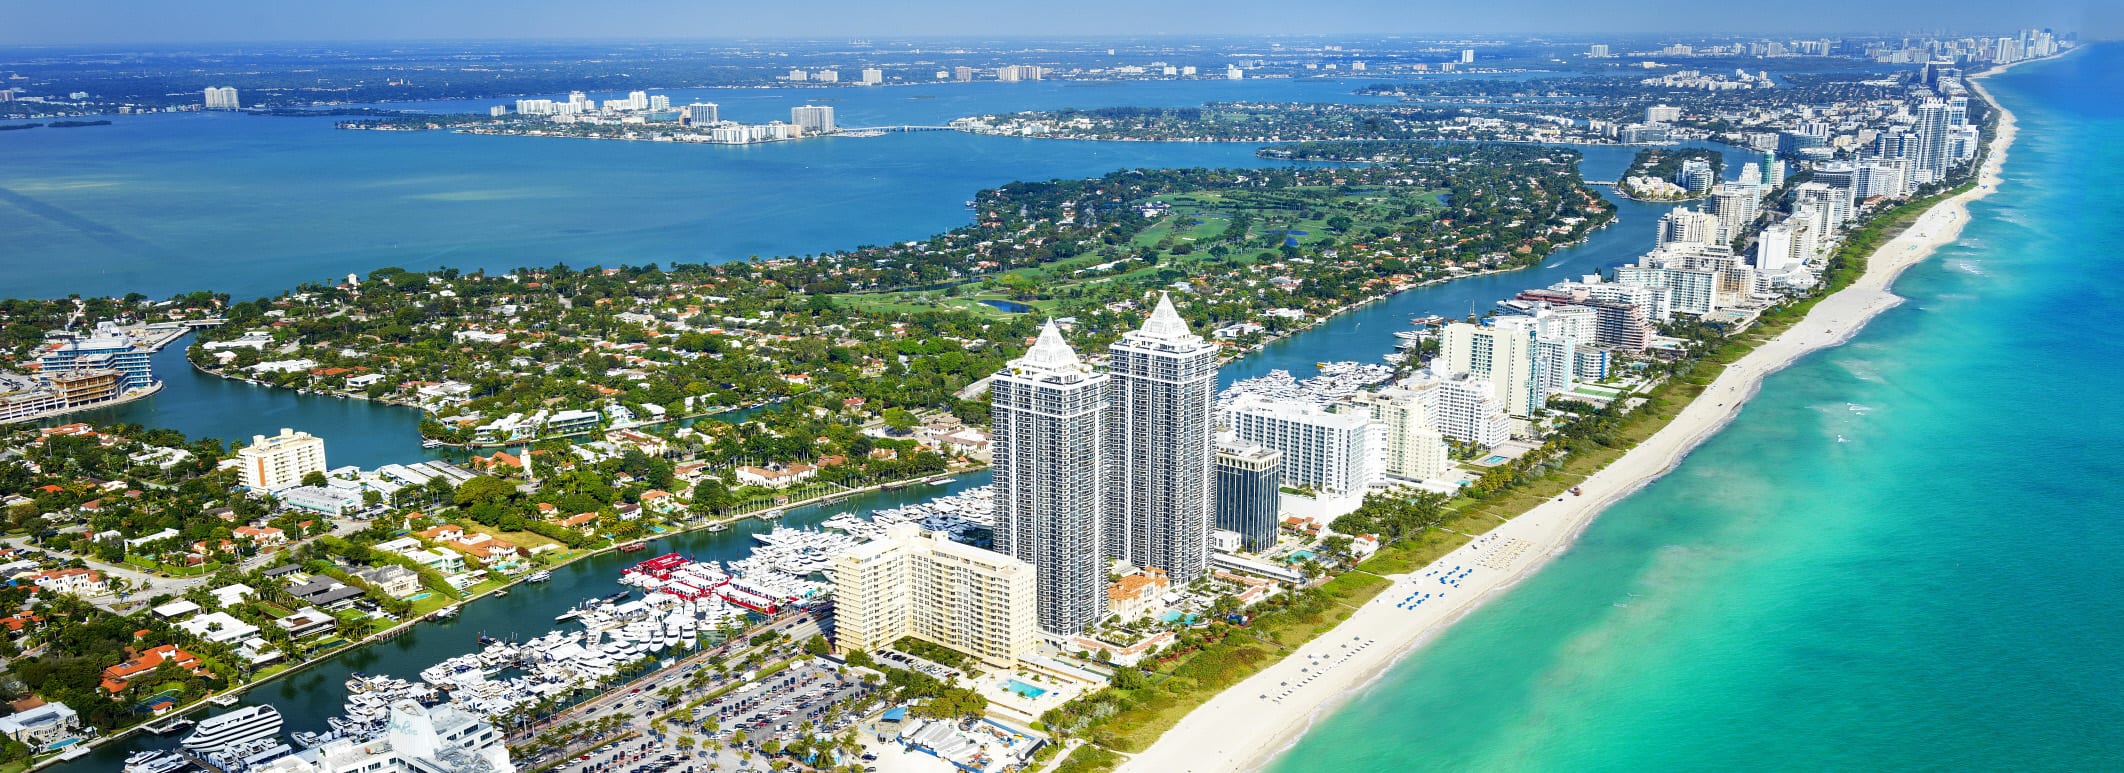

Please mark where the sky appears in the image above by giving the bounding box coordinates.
[0,0,2110,46]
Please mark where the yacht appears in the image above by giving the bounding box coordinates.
[525,570,552,583]
[183,704,283,755]
[123,750,191,773]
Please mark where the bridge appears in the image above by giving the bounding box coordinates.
[1584,179,1619,186]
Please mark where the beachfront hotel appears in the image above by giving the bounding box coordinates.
[1106,294,1219,584]
[237,428,329,491]
[991,321,1110,636]
[832,524,1038,669]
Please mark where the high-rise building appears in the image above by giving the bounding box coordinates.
[861,68,884,85]
[39,323,154,392]
[1213,437,1282,553]
[1710,183,1761,243]
[954,66,977,82]
[814,70,840,83]
[1461,49,1476,64]
[203,86,240,110]
[1438,317,1541,418]
[1646,104,1683,123]
[1226,397,1374,497]
[995,65,1047,82]
[990,321,1109,636]
[1427,372,1512,448]
[788,69,808,82]
[1913,99,1954,184]
[625,91,649,111]
[833,524,1037,668]
[238,428,328,491]
[790,105,836,134]
[685,102,719,125]
[1353,388,1452,483]
[1675,158,1715,195]
[1106,295,1218,583]
[647,94,670,111]
[1658,208,1721,248]
[1588,44,1611,57]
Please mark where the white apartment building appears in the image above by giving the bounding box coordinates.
[1430,372,1512,448]
[1226,396,1374,496]
[1710,183,1761,243]
[238,428,328,490]
[1353,388,1452,482]
[1106,295,1218,583]
[790,105,836,134]
[1658,208,1721,248]
[833,524,1037,669]
[990,321,1109,636]
[1439,317,1542,418]
[203,86,240,110]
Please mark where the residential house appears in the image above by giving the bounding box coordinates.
[99,644,204,694]
[734,462,816,489]
[353,565,422,599]
[287,578,365,610]
[275,607,337,639]
[232,525,288,547]
[0,701,86,752]
[1106,567,1172,623]
[177,612,260,645]
[29,568,107,597]
[208,583,255,608]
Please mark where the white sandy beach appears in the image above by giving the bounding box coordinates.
[1116,64,2028,773]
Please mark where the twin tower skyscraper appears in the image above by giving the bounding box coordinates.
[989,295,1219,636]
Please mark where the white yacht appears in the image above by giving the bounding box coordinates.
[123,750,191,773]
[182,704,283,755]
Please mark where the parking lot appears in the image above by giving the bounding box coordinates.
[695,660,875,746]
[525,610,910,772]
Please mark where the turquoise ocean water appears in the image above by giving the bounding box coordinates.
[1267,46,2124,772]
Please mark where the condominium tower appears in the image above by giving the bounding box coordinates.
[1213,437,1283,553]
[238,428,328,490]
[1439,317,1542,418]
[833,524,1037,668]
[203,86,240,110]
[1106,295,1218,583]
[790,105,836,134]
[990,321,1109,636]
[1226,396,1374,497]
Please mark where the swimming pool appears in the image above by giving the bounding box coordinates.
[1004,679,1047,699]
[408,592,433,602]
[1482,455,1510,464]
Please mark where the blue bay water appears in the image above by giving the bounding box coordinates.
[1267,45,2124,772]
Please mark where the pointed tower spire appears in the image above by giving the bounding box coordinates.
[1139,292,1192,339]
[1020,318,1082,370]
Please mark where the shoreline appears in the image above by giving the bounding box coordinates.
[1118,56,2036,773]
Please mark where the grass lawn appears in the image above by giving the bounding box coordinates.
[467,522,564,552]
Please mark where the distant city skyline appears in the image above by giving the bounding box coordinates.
[0,0,2109,46]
